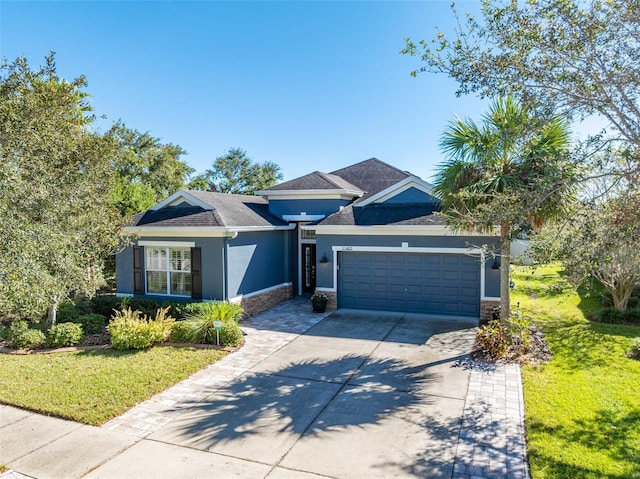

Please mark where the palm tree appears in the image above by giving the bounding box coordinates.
[434,97,574,319]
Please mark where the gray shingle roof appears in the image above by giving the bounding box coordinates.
[319,203,445,226]
[330,158,412,200]
[261,171,362,192]
[130,191,288,228]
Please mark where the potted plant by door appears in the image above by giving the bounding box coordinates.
[311,293,328,313]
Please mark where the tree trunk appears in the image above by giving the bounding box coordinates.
[500,224,511,321]
[46,296,60,328]
[611,277,635,311]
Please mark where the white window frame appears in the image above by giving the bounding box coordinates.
[145,246,192,297]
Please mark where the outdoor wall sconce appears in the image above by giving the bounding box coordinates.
[491,259,501,269]
[319,254,329,264]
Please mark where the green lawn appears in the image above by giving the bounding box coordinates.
[0,347,226,425]
[512,265,640,479]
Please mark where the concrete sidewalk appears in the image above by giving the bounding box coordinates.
[0,301,528,479]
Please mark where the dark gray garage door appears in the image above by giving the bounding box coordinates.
[338,252,480,317]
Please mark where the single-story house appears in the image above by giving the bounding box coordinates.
[116,158,501,321]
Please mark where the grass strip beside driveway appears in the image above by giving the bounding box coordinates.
[513,265,640,479]
[0,347,226,426]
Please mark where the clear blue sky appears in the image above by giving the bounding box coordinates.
[2,1,492,182]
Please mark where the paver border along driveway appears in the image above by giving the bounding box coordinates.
[1,300,528,479]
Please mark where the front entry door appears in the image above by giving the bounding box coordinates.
[301,244,317,294]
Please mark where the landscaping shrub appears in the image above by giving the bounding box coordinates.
[622,308,640,323]
[162,301,198,321]
[123,298,160,318]
[174,301,244,347]
[169,320,193,343]
[8,321,46,350]
[57,300,93,324]
[45,323,84,348]
[593,308,624,323]
[0,325,9,341]
[56,301,82,323]
[476,320,510,359]
[592,307,640,324]
[90,295,121,318]
[219,320,243,347]
[78,313,107,334]
[107,307,174,350]
[183,301,243,322]
[91,296,159,319]
[507,310,532,353]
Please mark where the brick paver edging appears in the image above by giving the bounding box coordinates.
[453,361,529,479]
[102,300,331,438]
[101,301,530,479]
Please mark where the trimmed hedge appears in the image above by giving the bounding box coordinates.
[593,307,640,324]
[107,307,174,350]
[8,321,46,349]
[45,323,84,348]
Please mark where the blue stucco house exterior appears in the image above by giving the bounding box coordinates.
[116,158,502,321]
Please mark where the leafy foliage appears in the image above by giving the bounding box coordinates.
[476,320,510,358]
[199,148,283,194]
[403,0,640,164]
[593,308,640,325]
[0,53,124,322]
[108,123,193,218]
[538,192,640,311]
[7,321,46,349]
[56,300,92,324]
[434,96,575,317]
[45,322,84,348]
[174,301,244,347]
[77,313,107,334]
[107,307,174,350]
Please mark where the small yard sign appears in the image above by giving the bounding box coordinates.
[214,320,222,345]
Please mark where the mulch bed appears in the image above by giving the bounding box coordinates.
[472,326,552,366]
[0,332,243,355]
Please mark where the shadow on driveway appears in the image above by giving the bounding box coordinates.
[149,309,476,477]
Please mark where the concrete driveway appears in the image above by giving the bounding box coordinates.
[119,309,476,478]
[1,304,528,479]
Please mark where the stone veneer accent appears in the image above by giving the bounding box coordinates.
[315,290,337,310]
[232,284,293,318]
[480,300,501,325]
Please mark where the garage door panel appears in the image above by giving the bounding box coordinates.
[442,286,460,296]
[406,268,423,279]
[460,287,478,298]
[461,271,478,281]
[338,252,480,317]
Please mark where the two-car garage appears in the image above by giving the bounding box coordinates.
[337,251,481,318]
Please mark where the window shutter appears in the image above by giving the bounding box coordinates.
[133,246,144,294]
[191,247,202,299]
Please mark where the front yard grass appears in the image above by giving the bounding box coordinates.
[512,265,640,478]
[0,347,226,426]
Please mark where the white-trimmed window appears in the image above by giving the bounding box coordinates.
[145,247,192,296]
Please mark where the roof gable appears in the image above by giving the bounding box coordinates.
[152,191,214,211]
[355,176,439,207]
[330,158,412,198]
[130,190,287,228]
[260,171,361,192]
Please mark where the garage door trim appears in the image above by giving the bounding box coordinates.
[321,245,499,303]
